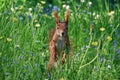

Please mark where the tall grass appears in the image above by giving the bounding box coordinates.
[0,0,120,80]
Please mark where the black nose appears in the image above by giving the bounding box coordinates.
[62,32,64,36]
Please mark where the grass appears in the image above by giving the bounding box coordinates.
[0,0,120,80]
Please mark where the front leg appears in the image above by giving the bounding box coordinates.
[48,42,58,70]
[62,53,66,64]
[62,35,70,64]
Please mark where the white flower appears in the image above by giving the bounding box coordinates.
[93,12,96,16]
[15,45,20,48]
[29,13,32,17]
[88,1,92,6]
[63,4,70,10]
[95,14,99,19]
[15,7,18,10]
[80,0,85,3]
[108,65,111,69]
[63,4,66,8]
[35,23,40,27]
[29,8,32,12]
[66,5,70,10]
[11,7,14,12]
[108,11,115,16]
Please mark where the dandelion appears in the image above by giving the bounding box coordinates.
[92,41,98,46]
[108,11,115,16]
[13,17,18,22]
[0,36,3,39]
[100,27,105,32]
[41,1,46,4]
[7,38,12,42]
[35,23,40,27]
[60,77,64,80]
[107,36,112,41]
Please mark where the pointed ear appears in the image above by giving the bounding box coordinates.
[54,11,59,24]
[65,10,70,24]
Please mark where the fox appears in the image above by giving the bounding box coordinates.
[48,11,70,70]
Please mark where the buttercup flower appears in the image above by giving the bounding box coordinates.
[19,6,24,10]
[41,1,46,4]
[108,11,115,16]
[103,49,107,54]
[0,36,3,39]
[7,38,12,42]
[100,27,105,32]
[13,17,18,22]
[107,36,112,41]
[92,41,98,46]
[60,77,64,80]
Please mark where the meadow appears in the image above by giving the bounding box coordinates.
[0,0,120,80]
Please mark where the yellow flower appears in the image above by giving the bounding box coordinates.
[19,6,24,10]
[107,36,112,41]
[0,36,3,39]
[103,49,107,54]
[7,38,12,42]
[108,11,115,16]
[92,41,98,46]
[13,17,18,22]
[41,1,46,4]
[100,27,105,32]
[60,78,64,80]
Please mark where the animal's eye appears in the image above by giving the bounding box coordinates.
[57,27,59,29]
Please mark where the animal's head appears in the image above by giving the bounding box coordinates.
[54,11,70,37]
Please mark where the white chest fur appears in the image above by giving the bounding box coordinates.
[56,36,65,53]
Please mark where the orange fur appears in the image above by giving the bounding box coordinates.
[48,11,70,70]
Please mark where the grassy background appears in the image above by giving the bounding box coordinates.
[0,0,120,80]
